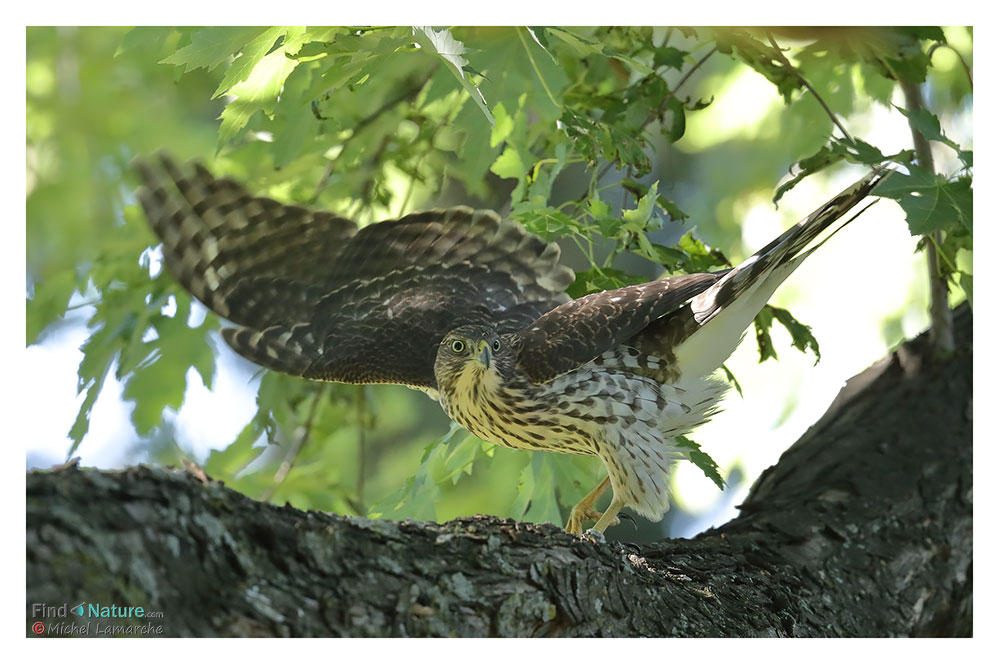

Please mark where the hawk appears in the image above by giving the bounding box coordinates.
[136,153,886,536]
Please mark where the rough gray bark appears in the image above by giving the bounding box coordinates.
[26,305,972,637]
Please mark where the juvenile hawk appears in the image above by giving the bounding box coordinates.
[137,153,885,535]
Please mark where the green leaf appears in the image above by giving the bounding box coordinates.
[894,104,961,151]
[525,27,558,63]
[567,268,646,298]
[862,27,944,84]
[621,180,659,232]
[714,30,803,103]
[490,145,526,180]
[774,145,844,204]
[656,194,689,223]
[161,27,268,73]
[720,364,743,398]
[770,306,821,363]
[754,307,779,363]
[122,304,216,434]
[418,27,469,75]
[370,434,448,521]
[587,195,621,238]
[559,106,651,174]
[620,178,688,222]
[69,274,158,452]
[116,27,180,59]
[441,435,488,484]
[959,272,973,308]
[204,419,267,480]
[777,137,918,204]
[415,27,494,126]
[754,305,820,364]
[676,232,731,273]
[26,269,76,344]
[946,176,974,234]
[268,64,316,168]
[68,358,112,455]
[514,206,582,241]
[877,167,972,236]
[653,45,685,70]
[511,455,562,526]
[675,436,725,490]
[212,27,293,98]
[663,96,686,143]
[546,27,603,57]
[631,238,686,268]
[490,101,514,147]
[218,44,301,146]
[836,137,889,165]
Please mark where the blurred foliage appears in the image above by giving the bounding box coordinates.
[26,26,972,531]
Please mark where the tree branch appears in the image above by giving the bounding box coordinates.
[26,306,971,637]
[899,78,956,357]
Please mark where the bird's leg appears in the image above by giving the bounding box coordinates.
[566,476,618,535]
[590,493,627,534]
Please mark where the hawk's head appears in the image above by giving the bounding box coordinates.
[434,324,512,394]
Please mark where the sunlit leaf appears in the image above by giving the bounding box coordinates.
[161,27,268,73]
[676,232,731,273]
[490,145,526,180]
[621,180,659,232]
[212,27,294,98]
[219,44,301,145]
[415,27,494,126]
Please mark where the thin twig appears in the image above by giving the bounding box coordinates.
[928,43,973,91]
[640,46,718,130]
[261,384,327,501]
[309,162,335,205]
[64,299,100,312]
[396,152,426,217]
[621,165,633,211]
[518,27,559,108]
[766,33,856,147]
[899,78,955,357]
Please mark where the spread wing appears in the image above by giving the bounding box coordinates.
[513,167,888,384]
[513,273,728,383]
[136,153,574,390]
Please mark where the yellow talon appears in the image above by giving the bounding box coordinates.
[566,476,622,535]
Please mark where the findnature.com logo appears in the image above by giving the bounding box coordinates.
[30,601,165,636]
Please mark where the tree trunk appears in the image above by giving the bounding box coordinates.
[25,305,972,637]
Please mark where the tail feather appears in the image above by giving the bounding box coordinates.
[671,167,888,380]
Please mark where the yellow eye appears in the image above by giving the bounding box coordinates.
[451,340,466,353]
[492,339,501,352]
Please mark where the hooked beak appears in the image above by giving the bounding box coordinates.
[476,340,492,369]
